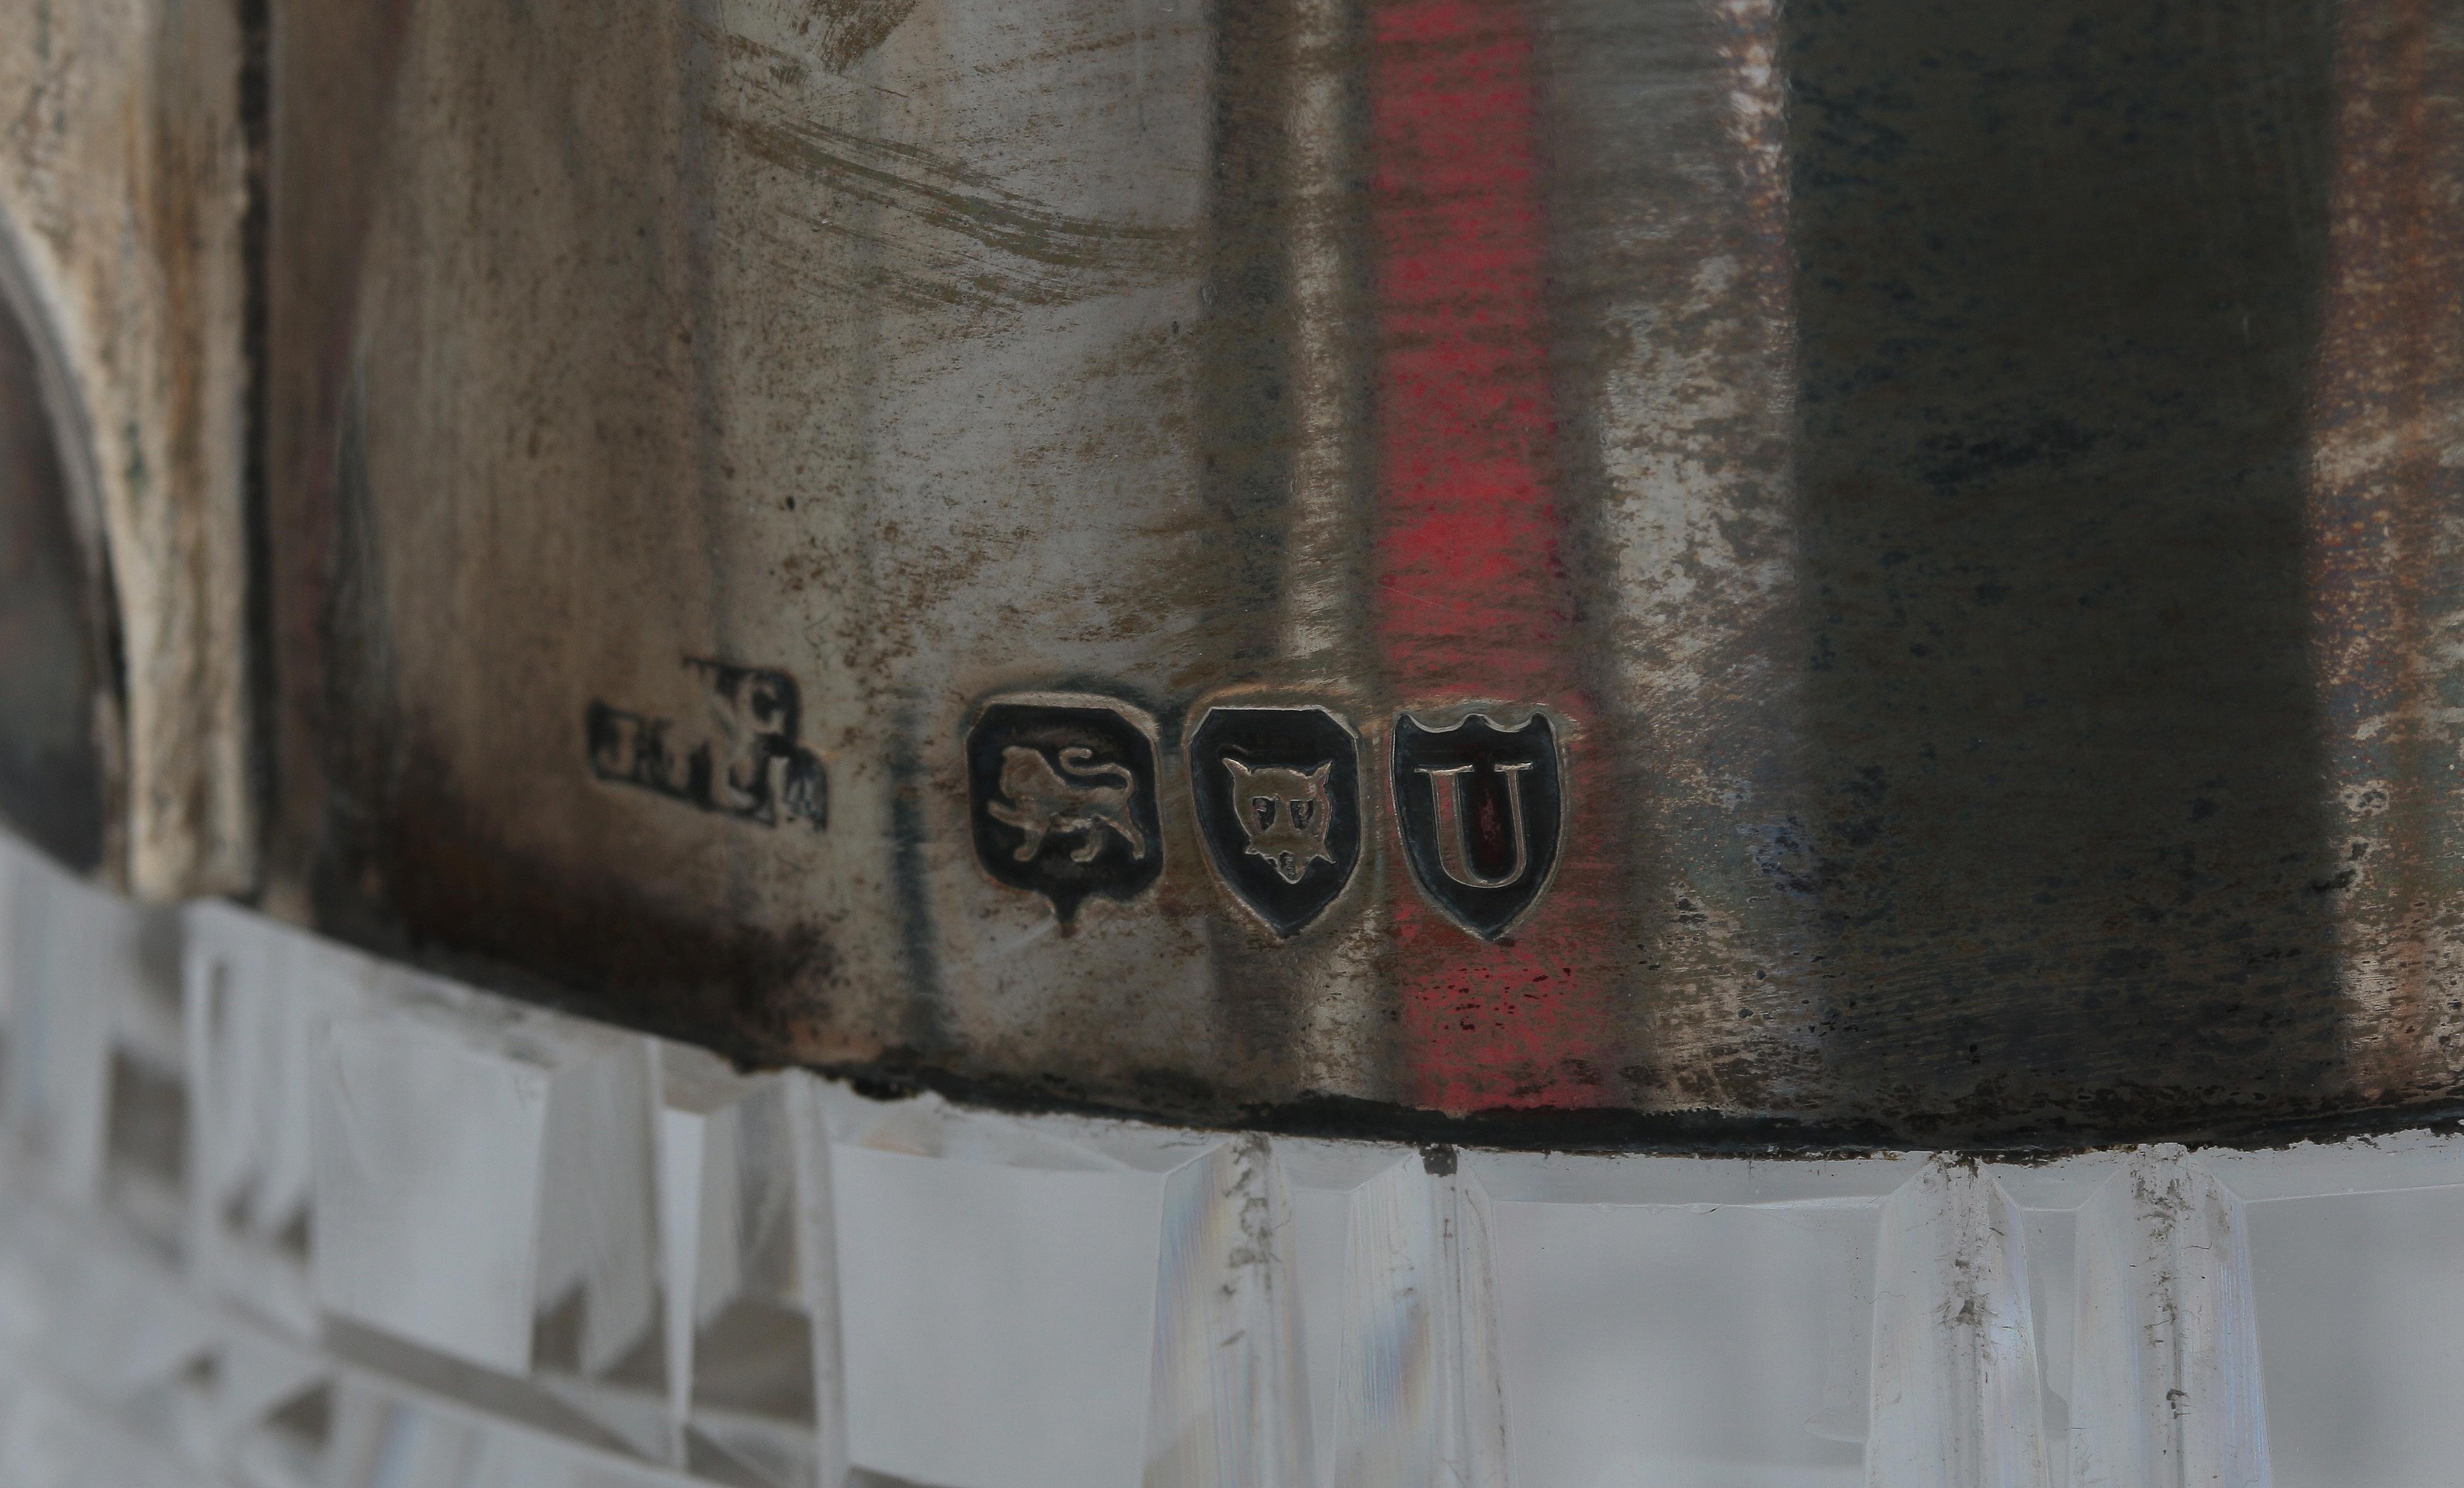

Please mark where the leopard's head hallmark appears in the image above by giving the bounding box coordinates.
[1223,758,1336,885]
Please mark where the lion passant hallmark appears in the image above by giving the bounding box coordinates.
[965,693,1163,923]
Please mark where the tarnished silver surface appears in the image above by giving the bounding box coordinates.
[225,0,2464,1143]
[184,0,2464,1144]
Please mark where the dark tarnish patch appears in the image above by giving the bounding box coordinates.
[313,747,835,1070]
[806,1062,2464,1160]
[262,0,421,894]
[1780,0,2353,1134]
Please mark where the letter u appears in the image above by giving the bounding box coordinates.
[1419,761,1534,889]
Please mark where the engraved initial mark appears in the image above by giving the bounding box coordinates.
[1417,761,1534,889]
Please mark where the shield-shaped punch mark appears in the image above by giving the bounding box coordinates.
[1188,704,1364,937]
[1390,708,1566,941]
[966,693,1163,924]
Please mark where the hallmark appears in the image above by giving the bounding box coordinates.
[967,693,1163,923]
[586,659,827,828]
[1187,703,1363,937]
[1390,707,1566,939]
